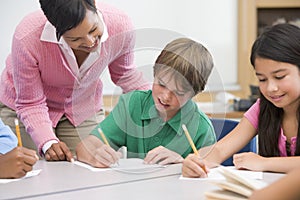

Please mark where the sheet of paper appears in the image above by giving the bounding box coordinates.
[111,158,167,173]
[179,166,263,180]
[0,169,42,184]
[73,161,111,172]
[74,158,166,173]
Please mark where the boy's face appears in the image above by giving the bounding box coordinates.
[152,72,193,121]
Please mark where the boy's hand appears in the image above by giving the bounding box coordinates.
[76,135,121,168]
[144,146,183,165]
[182,153,208,178]
[92,145,121,167]
[0,147,39,178]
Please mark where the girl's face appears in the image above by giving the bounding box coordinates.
[62,9,104,53]
[152,72,193,121]
[255,57,300,111]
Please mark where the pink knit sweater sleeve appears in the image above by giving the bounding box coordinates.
[11,15,59,155]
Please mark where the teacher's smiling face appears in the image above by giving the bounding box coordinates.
[62,9,104,53]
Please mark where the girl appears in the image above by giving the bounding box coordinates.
[182,23,300,178]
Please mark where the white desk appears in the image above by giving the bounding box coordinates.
[0,160,181,200]
[26,171,285,200]
[0,160,285,200]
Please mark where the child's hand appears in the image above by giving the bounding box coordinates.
[76,135,121,168]
[93,145,121,167]
[182,153,209,178]
[144,146,183,165]
[0,147,38,178]
[233,152,266,171]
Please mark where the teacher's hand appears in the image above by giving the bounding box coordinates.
[45,142,73,162]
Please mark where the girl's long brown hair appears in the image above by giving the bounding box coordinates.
[250,24,300,156]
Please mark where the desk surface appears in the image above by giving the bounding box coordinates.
[0,160,285,200]
[27,171,284,200]
[0,160,181,200]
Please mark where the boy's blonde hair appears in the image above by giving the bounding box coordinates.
[153,38,214,95]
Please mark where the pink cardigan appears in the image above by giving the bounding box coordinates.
[0,2,150,154]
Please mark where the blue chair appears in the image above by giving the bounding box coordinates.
[210,118,257,166]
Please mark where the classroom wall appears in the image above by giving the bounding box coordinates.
[0,0,238,95]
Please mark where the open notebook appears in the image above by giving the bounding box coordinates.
[205,166,267,200]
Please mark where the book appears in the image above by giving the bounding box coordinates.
[205,166,268,200]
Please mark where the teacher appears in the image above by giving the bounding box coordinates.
[0,0,150,161]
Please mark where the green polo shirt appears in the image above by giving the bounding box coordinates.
[91,90,216,158]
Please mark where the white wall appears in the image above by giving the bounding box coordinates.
[0,0,238,95]
[0,1,40,66]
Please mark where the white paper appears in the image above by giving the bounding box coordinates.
[0,169,42,184]
[73,161,111,172]
[111,158,167,173]
[179,166,263,180]
[74,158,166,173]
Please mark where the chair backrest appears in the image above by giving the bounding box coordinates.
[210,118,257,166]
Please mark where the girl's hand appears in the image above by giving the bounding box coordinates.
[182,153,209,178]
[144,146,183,165]
[233,152,266,171]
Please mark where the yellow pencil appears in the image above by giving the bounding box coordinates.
[182,124,207,173]
[182,124,199,155]
[14,118,22,147]
[98,128,119,166]
[98,128,110,147]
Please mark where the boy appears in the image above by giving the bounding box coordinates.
[0,119,38,178]
[76,38,216,167]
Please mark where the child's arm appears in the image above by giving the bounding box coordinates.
[199,117,257,165]
[76,135,120,168]
[144,146,184,165]
[249,168,300,200]
[0,119,18,154]
[234,152,300,173]
[182,117,257,178]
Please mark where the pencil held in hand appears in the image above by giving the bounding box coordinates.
[182,124,198,156]
[98,128,120,166]
[98,128,110,147]
[15,118,22,147]
[182,124,207,174]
